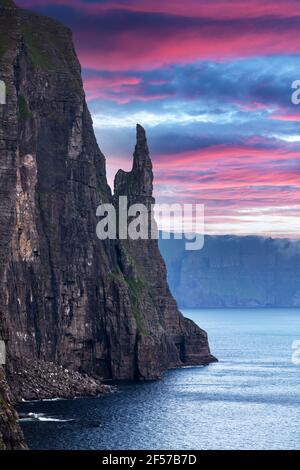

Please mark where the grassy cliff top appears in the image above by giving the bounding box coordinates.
[0,0,17,8]
[0,2,78,75]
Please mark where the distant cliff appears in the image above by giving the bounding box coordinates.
[160,235,300,308]
[0,1,215,447]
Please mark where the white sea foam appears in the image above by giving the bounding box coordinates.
[19,413,73,423]
[41,398,64,402]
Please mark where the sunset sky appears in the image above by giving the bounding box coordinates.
[17,0,300,237]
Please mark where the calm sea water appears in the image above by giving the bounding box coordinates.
[18,309,300,450]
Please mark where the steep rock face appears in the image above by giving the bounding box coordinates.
[160,235,300,308]
[0,367,27,450]
[0,314,26,449]
[0,0,27,450]
[0,0,215,417]
[0,3,117,382]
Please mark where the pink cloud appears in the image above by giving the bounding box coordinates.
[83,74,140,102]
[109,141,300,236]
[19,0,300,20]
[76,27,300,72]
[149,143,300,230]
[83,74,173,103]
[152,144,300,172]
[17,1,300,71]
[270,113,300,122]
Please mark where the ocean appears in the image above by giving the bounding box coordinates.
[18,308,300,450]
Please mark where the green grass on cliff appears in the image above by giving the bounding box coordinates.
[0,6,64,68]
[0,35,9,59]
[125,277,146,335]
[22,24,51,69]
[21,22,76,73]
[0,15,15,59]
[107,270,127,287]
[108,269,147,335]
[18,95,32,122]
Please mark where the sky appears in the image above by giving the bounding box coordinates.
[17,0,300,238]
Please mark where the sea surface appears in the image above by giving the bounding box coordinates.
[18,308,300,450]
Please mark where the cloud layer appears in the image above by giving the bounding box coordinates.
[17,0,300,237]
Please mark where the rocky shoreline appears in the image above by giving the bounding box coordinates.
[7,360,111,403]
